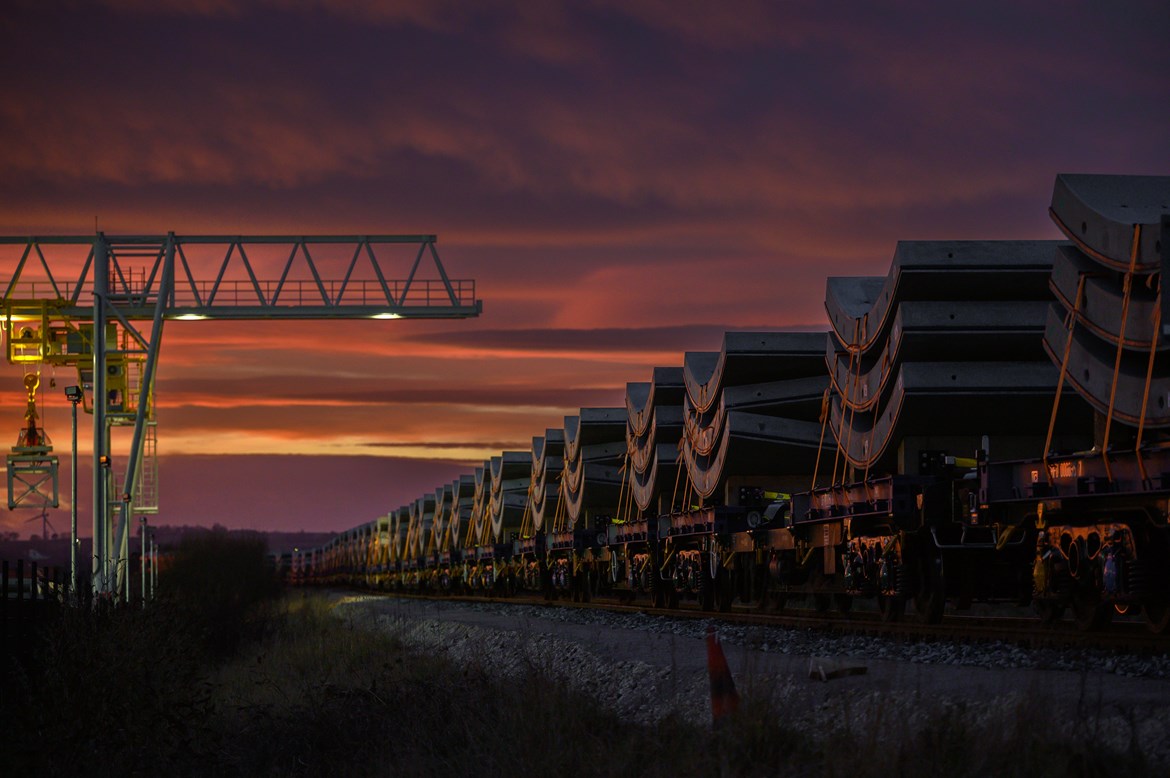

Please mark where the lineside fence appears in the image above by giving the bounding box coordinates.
[0,559,155,662]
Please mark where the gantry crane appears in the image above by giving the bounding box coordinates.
[2,233,480,599]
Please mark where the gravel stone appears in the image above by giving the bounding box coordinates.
[331,594,1170,766]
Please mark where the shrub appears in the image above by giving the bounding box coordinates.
[158,527,283,659]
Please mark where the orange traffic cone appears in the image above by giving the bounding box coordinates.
[706,624,739,727]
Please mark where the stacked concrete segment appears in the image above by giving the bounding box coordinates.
[1043,174,1170,429]
[625,367,685,515]
[824,240,1091,474]
[530,428,565,532]
[444,474,476,553]
[563,408,626,529]
[407,493,436,561]
[390,505,410,565]
[489,451,531,542]
[431,482,453,555]
[369,515,390,574]
[680,332,828,501]
[467,464,492,547]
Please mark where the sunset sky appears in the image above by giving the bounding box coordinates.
[1,1,1167,536]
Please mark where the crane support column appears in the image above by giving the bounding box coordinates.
[113,235,173,598]
[92,235,109,596]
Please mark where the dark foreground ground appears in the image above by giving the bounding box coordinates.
[2,587,1165,777]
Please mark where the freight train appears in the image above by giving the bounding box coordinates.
[294,173,1170,634]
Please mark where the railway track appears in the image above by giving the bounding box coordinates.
[341,585,1170,655]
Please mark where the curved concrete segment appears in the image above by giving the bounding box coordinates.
[431,482,453,554]
[683,332,827,414]
[467,463,492,547]
[827,361,1078,470]
[630,442,680,514]
[564,408,627,464]
[630,406,683,475]
[408,493,437,559]
[682,378,827,460]
[625,367,686,516]
[1050,174,1170,272]
[678,333,829,503]
[391,505,411,563]
[564,460,624,527]
[489,451,531,542]
[649,366,686,405]
[625,382,653,439]
[719,375,827,419]
[1042,306,1170,429]
[562,409,627,529]
[681,412,822,500]
[827,301,1050,413]
[445,474,476,552]
[825,241,1058,351]
[1049,245,1162,350]
[530,429,565,533]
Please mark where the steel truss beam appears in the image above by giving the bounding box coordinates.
[2,233,480,320]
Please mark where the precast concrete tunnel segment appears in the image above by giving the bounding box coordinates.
[529,429,565,533]
[563,408,627,530]
[625,367,686,516]
[1043,174,1170,430]
[824,241,1095,474]
[680,332,827,503]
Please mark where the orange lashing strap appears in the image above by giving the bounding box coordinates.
[669,435,685,513]
[810,387,831,491]
[1043,270,1085,484]
[1101,224,1143,482]
[1135,297,1161,484]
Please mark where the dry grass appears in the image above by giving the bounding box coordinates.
[2,578,1160,776]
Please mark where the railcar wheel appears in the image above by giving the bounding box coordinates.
[1072,590,1112,632]
[755,573,771,612]
[650,546,666,608]
[1143,600,1170,634]
[1034,600,1065,626]
[914,552,945,625]
[834,594,853,613]
[715,568,734,612]
[809,565,833,613]
[698,553,716,611]
[877,594,904,622]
